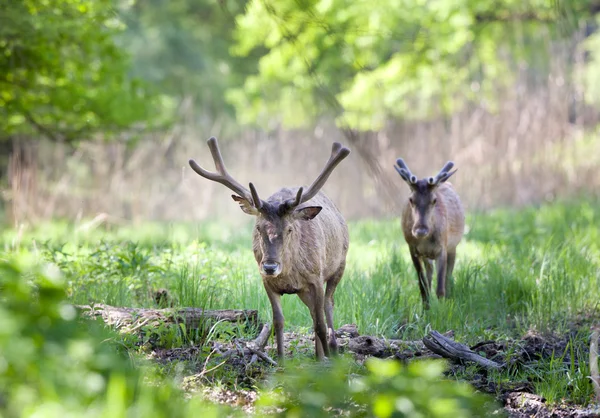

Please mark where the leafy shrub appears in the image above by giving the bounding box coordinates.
[0,254,231,417]
[257,356,503,417]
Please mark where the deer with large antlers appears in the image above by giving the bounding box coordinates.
[189,137,351,361]
[394,158,465,310]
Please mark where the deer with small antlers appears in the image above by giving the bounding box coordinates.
[394,158,465,309]
[189,137,351,362]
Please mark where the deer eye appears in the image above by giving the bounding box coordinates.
[431,198,437,206]
[409,197,414,206]
[286,226,293,234]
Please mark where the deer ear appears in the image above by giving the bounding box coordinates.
[231,195,260,216]
[293,206,322,221]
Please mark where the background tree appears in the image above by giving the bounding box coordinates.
[119,0,258,127]
[0,0,161,142]
[227,0,598,131]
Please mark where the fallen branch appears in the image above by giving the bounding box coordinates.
[75,303,259,334]
[251,322,272,351]
[210,324,278,367]
[247,345,278,367]
[423,331,503,370]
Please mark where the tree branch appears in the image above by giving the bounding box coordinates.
[423,331,504,370]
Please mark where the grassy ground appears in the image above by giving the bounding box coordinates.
[3,197,600,408]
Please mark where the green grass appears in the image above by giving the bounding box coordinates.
[2,197,600,407]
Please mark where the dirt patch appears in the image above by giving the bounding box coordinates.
[503,392,600,418]
[182,376,258,414]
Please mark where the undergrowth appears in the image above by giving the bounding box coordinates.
[1,197,599,410]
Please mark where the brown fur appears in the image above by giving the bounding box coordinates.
[189,138,350,361]
[246,187,349,361]
[399,173,465,309]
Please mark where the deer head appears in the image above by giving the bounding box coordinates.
[394,158,457,238]
[189,137,350,277]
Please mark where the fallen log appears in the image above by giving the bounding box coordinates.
[423,330,504,370]
[74,303,260,334]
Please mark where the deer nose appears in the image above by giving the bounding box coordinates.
[262,262,280,276]
[412,226,429,238]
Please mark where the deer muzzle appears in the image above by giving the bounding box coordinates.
[412,226,430,238]
[261,261,281,277]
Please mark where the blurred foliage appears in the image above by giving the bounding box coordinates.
[0,0,162,142]
[4,0,600,140]
[119,0,258,121]
[258,357,502,417]
[227,0,599,130]
[0,254,232,417]
[580,15,600,106]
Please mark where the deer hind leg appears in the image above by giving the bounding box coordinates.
[410,249,430,309]
[445,250,456,297]
[298,284,329,360]
[324,263,345,355]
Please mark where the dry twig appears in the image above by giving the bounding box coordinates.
[251,322,272,350]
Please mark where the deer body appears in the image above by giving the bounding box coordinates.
[189,138,350,362]
[395,159,465,309]
[251,188,349,360]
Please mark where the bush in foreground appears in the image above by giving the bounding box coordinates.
[0,255,228,417]
[258,356,501,417]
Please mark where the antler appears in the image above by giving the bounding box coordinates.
[427,161,456,186]
[287,142,350,208]
[189,137,260,205]
[394,158,418,184]
[249,182,264,210]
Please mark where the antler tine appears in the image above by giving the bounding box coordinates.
[294,142,351,206]
[292,187,303,207]
[428,161,455,185]
[282,187,304,211]
[395,158,417,184]
[436,168,458,184]
[188,137,253,202]
[249,182,263,210]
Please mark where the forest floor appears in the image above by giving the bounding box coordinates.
[7,198,600,416]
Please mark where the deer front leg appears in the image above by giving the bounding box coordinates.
[435,248,448,299]
[266,288,285,362]
[410,249,430,309]
[298,284,329,360]
[424,259,434,289]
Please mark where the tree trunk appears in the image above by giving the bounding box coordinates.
[6,138,38,225]
[340,128,402,211]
